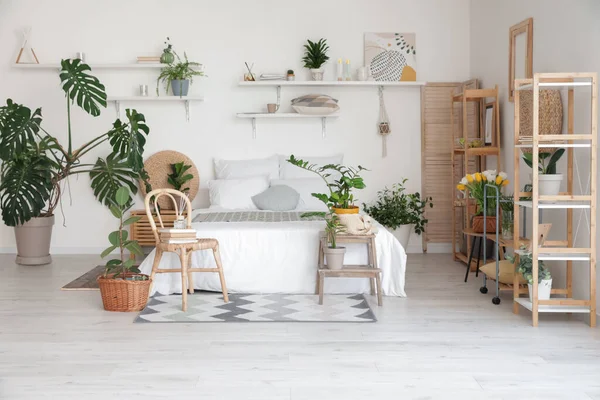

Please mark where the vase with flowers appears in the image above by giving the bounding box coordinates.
[456,170,509,233]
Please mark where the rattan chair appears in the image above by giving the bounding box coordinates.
[144,189,229,311]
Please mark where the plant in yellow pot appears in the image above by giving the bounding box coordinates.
[287,155,367,214]
[456,170,509,233]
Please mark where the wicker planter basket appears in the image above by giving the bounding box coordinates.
[98,274,152,312]
[472,215,497,234]
[519,89,563,154]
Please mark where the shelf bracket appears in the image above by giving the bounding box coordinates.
[185,100,190,122]
[251,118,257,139]
[114,101,121,119]
[322,117,327,139]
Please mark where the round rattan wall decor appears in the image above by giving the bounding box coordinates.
[140,150,199,209]
[519,89,563,154]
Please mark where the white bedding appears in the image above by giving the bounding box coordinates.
[139,209,407,297]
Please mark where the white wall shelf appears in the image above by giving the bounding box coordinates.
[14,63,167,70]
[107,96,204,122]
[236,112,339,139]
[238,80,425,87]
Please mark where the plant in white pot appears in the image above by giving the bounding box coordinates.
[302,38,330,81]
[323,213,346,270]
[362,179,433,250]
[523,148,565,196]
[0,59,151,265]
[508,248,552,302]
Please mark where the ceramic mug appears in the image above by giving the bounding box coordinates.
[267,103,278,113]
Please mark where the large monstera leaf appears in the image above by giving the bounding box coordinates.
[107,109,149,172]
[89,154,138,206]
[0,100,43,161]
[0,153,54,226]
[59,59,107,117]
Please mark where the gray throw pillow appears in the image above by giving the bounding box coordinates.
[252,185,300,211]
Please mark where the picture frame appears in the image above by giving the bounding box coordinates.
[508,18,533,102]
[484,103,494,146]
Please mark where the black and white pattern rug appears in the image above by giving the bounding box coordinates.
[135,293,376,323]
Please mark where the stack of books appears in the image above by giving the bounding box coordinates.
[137,56,161,64]
[158,228,197,244]
[259,73,286,81]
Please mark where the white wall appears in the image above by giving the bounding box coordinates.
[0,0,471,253]
[470,0,600,311]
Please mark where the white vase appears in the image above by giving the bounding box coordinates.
[310,68,324,81]
[391,224,414,250]
[530,173,563,196]
[324,247,346,270]
[528,279,552,302]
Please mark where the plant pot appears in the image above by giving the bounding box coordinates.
[98,273,152,312]
[531,173,563,196]
[14,215,54,265]
[171,79,190,96]
[310,68,324,81]
[472,215,497,233]
[333,206,359,215]
[160,50,174,64]
[528,279,552,302]
[391,224,414,250]
[324,246,346,270]
[379,123,390,134]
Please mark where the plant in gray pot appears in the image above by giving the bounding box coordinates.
[0,59,151,265]
[324,213,346,270]
[156,51,204,97]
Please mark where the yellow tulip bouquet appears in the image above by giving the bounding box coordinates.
[456,170,509,217]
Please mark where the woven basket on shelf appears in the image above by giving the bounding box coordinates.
[98,274,152,312]
[519,89,563,154]
[472,215,497,234]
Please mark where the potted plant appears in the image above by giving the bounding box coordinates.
[167,161,194,228]
[160,37,175,64]
[157,51,204,97]
[508,247,552,302]
[362,179,433,250]
[287,69,295,81]
[302,38,330,81]
[0,59,151,265]
[287,155,367,214]
[98,186,150,312]
[324,212,346,270]
[456,170,509,233]
[522,148,565,196]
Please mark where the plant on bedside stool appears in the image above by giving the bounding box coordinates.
[324,212,346,270]
[98,186,151,312]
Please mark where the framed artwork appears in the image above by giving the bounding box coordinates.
[484,103,495,146]
[364,33,417,81]
[508,18,533,102]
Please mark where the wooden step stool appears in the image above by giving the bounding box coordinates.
[316,232,382,306]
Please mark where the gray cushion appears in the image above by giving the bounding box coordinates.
[252,185,300,211]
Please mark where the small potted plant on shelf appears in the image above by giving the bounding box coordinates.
[167,161,194,228]
[160,37,175,64]
[0,59,151,265]
[324,212,346,270]
[302,38,330,81]
[98,186,150,312]
[157,51,204,97]
[362,178,433,250]
[522,148,565,196]
[456,170,509,233]
[507,247,552,302]
[286,155,367,214]
[287,69,295,81]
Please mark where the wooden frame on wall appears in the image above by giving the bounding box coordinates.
[508,18,533,102]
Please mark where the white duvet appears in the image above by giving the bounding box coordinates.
[139,209,407,297]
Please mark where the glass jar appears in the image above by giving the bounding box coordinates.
[173,216,186,230]
[501,211,514,240]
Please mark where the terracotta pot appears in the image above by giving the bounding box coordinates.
[14,215,54,265]
[98,273,152,312]
[472,215,497,233]
[333,206,359,215]
[324,247,346,270]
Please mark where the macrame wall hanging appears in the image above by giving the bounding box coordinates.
[378,86,391,157]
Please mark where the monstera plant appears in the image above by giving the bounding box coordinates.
[0,59,151,265]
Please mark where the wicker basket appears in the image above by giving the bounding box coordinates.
[98,274,152,312]
[519,89,563,154]
[472,215,497,234]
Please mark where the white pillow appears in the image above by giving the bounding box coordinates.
[208,177,269,209]
[271,178,329,211]
[214,155,279,180]
[279,154,343,180]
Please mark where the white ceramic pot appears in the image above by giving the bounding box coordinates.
[324,246,346,270]
[310,68,324,81]
[528,279,552,302]
[391,224,414,251]
[14,215,54,265]
[530,173,563,196]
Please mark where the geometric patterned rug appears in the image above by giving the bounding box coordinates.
[135,293,376,323]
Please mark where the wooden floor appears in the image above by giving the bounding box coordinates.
[0,253,599,399]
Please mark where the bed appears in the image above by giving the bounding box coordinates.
[139,209,407,297]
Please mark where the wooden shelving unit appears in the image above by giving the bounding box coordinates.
[512,72,597,327]
[451,86,501,266]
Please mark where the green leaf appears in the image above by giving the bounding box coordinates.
[522,153,534,169]
[123,259,134,269]
[109,205,122,219]
[108,231,120,246]
[125,241,144,257]
[106,259,122,266]
[59,59,107,117]
[115,186,130,206]
[89,154,138,206]
[107,109,149,173]
[101,245,117,258]
[0,100,43,161]
[123,216,141,226]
